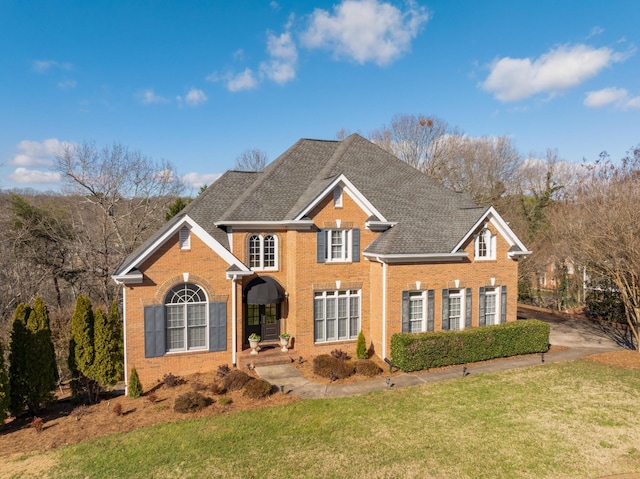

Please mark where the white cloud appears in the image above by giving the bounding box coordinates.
[481,44,629,102]
[8,167,62,184]
[185,88,208,106]
[182,172,222,190]
[584,87,640,109]
[227,69,259,91]
[57,80,77,89]
[300,0,430,66]
[9,139,66,167]
[138,88,169,104]
[587,26,604,39]
[260,31,298,84]
[32,59,72,73]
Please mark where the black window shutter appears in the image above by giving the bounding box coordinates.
[479,287,486,327]
[316,230,326,263]
[401,291,410,332]
[465,287,472,329]
[427,289,435,331]
[144,305,165,358]
[501,285,507,323]
[352,228,360,262]
[209,302,227,352]
[441,289,450,330]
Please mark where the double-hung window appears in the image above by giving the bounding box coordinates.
[479,285,507,326]
[448,289,463,330]
[165,283,208,352]
[248,234,277,270]
[442,288,471,331]
[475,228,496,260]
[402,290,435,333]
[317,228,360,263]
[314,290,360,343]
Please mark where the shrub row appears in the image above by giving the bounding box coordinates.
[312,355,382,380]
[390,320,550,372]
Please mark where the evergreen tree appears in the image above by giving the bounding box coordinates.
[92,304,124,388]
[8,303,31,416]
[356,331,367,359]
[69,295,100,402]
[24,297,58,411]
[128,367,143,399]
[0,340,10,426]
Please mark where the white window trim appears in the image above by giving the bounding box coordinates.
[483,286,500,326]
[314,289,361,343]
[409,290,426,333]
[247,234,278,271]
[448,289,465,331]
[165,283,208,353]
[324,229,352,262]
[474,228,496,260]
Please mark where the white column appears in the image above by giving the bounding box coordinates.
[122,287,128,395]
[382,261,387,359]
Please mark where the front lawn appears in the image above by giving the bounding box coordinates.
[12,359,640,478]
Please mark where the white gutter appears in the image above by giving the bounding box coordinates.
[364,252,468,264]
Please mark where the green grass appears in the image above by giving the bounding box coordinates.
[18,360,640,478]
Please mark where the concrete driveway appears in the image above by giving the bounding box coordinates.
[518,305,632,350]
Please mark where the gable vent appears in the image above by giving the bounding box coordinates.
[179,227,191,250]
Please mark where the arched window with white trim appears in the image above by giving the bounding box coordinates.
[165,283,208,352]
[475,228,496,260]
[247,234,278,270]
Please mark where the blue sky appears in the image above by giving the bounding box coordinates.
[2,0,638,193]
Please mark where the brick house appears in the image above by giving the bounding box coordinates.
[112,134,530,388]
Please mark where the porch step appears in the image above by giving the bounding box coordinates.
[237,343,296,368]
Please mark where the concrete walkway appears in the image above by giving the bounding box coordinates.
[255,308,625,399]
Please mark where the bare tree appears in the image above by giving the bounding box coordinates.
[54,141,184,303]
[369,113,462,178]
[557,146,640,349]
[234,148,268,172]
[440,135,523,203]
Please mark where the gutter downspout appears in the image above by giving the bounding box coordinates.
[122,287,128,396]
[382,260,388,360]
[232,275,238,367]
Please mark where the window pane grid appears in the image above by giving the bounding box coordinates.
[314,290,360,343]
[164,283,208,352]
[449,293,462,330]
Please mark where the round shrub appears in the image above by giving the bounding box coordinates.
[220,370,252,391]
[355,359,382,377]
[174,391,212,413]
[312,354,355,380]
[243,378,274,399]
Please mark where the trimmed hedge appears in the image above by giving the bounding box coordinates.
[390,320,550,372]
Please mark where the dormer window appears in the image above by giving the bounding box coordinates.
[475,228,496,260]
[248,234,277,270]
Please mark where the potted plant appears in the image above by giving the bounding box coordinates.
[248,333,261,355]
[279,332,291,352]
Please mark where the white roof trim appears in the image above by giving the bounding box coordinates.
[214,220,314,231]
[364,252,468,264]
[451,206,529,255]
[366,220,397,232]
[293,174,388,223]
[113,215,250,279]
[112,270,143,285]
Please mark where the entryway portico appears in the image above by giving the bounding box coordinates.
[243,276,285,343]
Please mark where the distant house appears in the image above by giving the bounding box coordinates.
[112,134,530,388]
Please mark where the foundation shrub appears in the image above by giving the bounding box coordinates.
[220,370,252,391]
[174,391,212,413]
[355,359,382,377]
[216,364,231,378]
[330,349,350,361]
[313,354,355,380]
[390,319,550,372]
[356,331,368,359]
[243,378,274,399]
[162,373,185,388]
[209,381,226,395]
